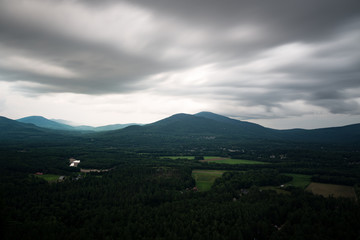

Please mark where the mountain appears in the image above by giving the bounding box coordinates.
[194,111,275,137]
[68,123,139,131]
[94,123,139,131]
[279,123,360,143]
[104,112,360,145]
[141,112,273,138]
[17,116,75,131]
[19,116,138,132]
[0,116,56,141]
[2,112,360,146]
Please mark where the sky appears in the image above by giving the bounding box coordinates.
[0,0,360,129]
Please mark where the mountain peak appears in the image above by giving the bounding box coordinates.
[195,111,231,121]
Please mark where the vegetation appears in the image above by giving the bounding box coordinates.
[161,156,195,160]
[192,170,225,191]
[34,174,62,182]
[1,113,360,239]
[205,158,268,165]
[306,182,357,199]
[283,173,312,188]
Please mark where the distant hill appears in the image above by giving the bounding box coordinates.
[19,116,139,132]
[103,112,360,145]
[116,112,276,138]
[1,112,359,146]
[0,116,57,141]
[75,123,141,132]
[17,116,75,131]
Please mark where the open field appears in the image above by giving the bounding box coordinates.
[203,156,224,160]
[306,182,357,199]
[192,170,225,191]
[284,173,312,188]
[34,174,61,182]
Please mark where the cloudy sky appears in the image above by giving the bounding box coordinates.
[1,0,360,129]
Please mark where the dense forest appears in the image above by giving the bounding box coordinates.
[1,164,360,239]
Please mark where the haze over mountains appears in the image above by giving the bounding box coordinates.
[0,112,358,145]
[17,116,139,132]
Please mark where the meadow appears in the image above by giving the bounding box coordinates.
[34,174,61,182]
[192,169,225,191]
[306,182,357,199]
[283,173,312,188]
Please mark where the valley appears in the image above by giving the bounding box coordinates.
[1,112,360,239]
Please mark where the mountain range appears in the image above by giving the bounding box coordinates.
[1,112,359,145]
[17,116,139,132]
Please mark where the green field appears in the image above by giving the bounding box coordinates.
[284,173,312,188]
[306,182,357,199]
[206,158,268,165]
[203,156,222,160]
[192,170,225,191]
[34,174,61,182]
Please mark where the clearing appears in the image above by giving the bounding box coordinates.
[306,182,357,199]
[34,174,61,182]
[192,169,225,191]
[283,173,312,188]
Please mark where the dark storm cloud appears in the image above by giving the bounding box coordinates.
[0,1,182,94]
[0,0,360,117]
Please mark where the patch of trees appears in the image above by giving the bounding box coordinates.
[311,174,359,186]
[212,169,292,192]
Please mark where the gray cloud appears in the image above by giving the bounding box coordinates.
[0,0,360,119]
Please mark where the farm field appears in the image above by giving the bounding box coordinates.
[34,174,61,182]
[306,182,357,199]
[284,173,312,188]
[192,169,225,191]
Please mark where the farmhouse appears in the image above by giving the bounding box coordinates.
[69,158,81,167]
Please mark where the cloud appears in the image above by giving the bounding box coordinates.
[0,0,360,125]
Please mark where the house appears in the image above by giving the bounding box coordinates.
[69,158,80,167]
[35,172,43,175]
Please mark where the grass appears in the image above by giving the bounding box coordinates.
[283,173,312,188]
[306,182,357,199]
[192,170,225,191]
[203,156,222,160]
[35,174,61,182]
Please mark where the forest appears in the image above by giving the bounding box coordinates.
[1,138,360,239]
[1,114,360,239]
